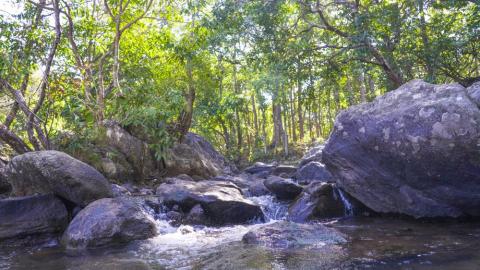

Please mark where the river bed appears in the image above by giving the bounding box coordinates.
[1,195,480,270]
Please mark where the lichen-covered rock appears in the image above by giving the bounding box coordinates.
[323,80,480,218]
[156,179,264,225]
[4,151,113,207]
[295,161,332,185]
[104,120,156,181]
[242,221,346,249]
[62,197,157,249]
[263,176,303,200]
[0,194,68,240]
[165,133,237,179]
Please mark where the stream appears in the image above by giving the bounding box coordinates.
[1,194,480,270]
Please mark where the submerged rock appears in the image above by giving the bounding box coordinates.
[295,161,332,185]
[4,151,113,207]
[263,176,303,200]
[0,194,68,240]
[288,182,345,222]
[156,179,264,225]
[323,80,480,218]
[242,221,346,249]
[62,197,157,249]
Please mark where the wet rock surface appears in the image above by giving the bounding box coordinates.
[156,179,264,225]
[62,197,157,249]
[3,151,113,207]
[323,80,480,218]
[263,175,303,200]
[0,194,68,240]
[288,182,346,222]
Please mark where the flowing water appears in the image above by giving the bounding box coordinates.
[1,195,480,270]
[336,188,354,217]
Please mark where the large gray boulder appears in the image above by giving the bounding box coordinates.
[244,162,276,176]
[104,121,235,180]
[165,133,237,179]
[242,221,346,249]
[0,194,68,240]
[295,161,332,185]
[263,176,303,200]
[288,182,346,222]
[299,144,324,167]
[156,179,264,225]
[323,80,480,218]
[62,197,157,249]
[104,121,157,181]
[4,151,113,207]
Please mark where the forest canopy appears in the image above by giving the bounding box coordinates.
[0,0,479,164]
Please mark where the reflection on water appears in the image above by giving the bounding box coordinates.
[1,196,480,270]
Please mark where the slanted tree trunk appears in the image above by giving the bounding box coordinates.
[0,124,31,154]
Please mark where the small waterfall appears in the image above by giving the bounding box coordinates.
[249,195,288,221]
[337,188,354,216]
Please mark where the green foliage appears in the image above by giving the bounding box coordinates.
[0,0,478,164]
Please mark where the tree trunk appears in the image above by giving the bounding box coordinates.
[282,107,289,156]
[261,107,267,154]
[289,85,297,142]
[251,94,259,141]
[297,82,304,141]
[418,0,435,83]
[232,63,242,154]
[177,57,196,142]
